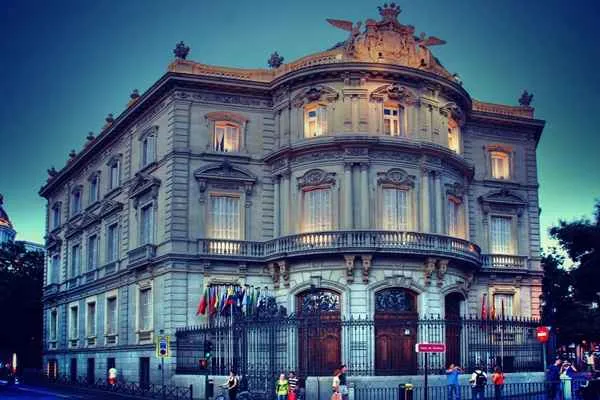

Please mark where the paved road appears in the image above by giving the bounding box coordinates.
[0,383,135,399]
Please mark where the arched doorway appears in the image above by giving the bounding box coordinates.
[296,288,341,376]
[374,288,418,375]
[445,292,465,368]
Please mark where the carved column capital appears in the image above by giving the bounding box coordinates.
[344,255,356,284]
[361,254,372,283]
[344,162,354,171]
[359,162,369,172]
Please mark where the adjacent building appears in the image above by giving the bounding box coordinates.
[0,194,44,251]
[40,4,545,388]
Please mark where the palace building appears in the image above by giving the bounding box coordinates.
[40,4,545,392]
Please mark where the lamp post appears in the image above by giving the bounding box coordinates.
[159,329,165,400]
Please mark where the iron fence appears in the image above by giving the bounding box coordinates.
[176,315,542,382]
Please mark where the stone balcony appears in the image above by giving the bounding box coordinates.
[197,230,481,266]
[127,244,157,267]
[481,254,529,270]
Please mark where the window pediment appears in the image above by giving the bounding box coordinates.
[99,199,124,218]
[377,168,415,188]
[479,189,527,215]
[194,161,257,195]
[64,222,82,240]
[370,84,417,103]
[80,211,100,230]
[45,233,62,251]
[129,173,161,202]
[106,154,122,167]
[297,169,336,190]
[292,85,339,107]
[87,171,100,182]
[440,102,465,125]
[139,125,158,141]
[205,111,249,125]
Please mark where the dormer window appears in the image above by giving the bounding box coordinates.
[304,105,327,137]
[213,122,240,152]
[448,117,460,153]
[490,151,510,180]
[383,104,405,137]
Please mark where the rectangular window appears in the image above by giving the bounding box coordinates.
[109,161,120,189]
[383,106,403,136]
[87,235,98,271]
[52,205,61,228]
[69,306,79,339]
[490,216,513,254]
[107,224,119,262]
[140,204,154,245]
[490,151,510,179]
[72,191,81,214]
[213,123,240,152]
[50,310,57,341]
[209,196,241,239]
[447,199,463,238]
[106,297,117,335]
[50,254,60,284]
[382,188,409,230]
[89,176,99,203]
[448,118,459,153]
[86,302,96,337]
[494,294,514,317]
[305,106,327,137]
[303,189,333,232]
[70,244,81,277]
[142,135,156,166]
[139,288,152,331]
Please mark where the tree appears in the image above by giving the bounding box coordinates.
[0,241,44,369]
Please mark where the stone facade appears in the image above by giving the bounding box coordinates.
[40,5,544,388]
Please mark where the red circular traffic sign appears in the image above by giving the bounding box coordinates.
[535,326,550,343]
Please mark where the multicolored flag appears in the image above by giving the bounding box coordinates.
[490,302,496,320]
[196,286,208,316]
[501,299,505,320]
[481,294,487,320]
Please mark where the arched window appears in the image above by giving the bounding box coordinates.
[304,104,327,137]
[213,121,241,152]
[375,288,417,314]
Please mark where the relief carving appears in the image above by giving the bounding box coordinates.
[344,255,356,284]
[377,168,415,187]
[361,254,372,283]
[424,257,436,286]
[297,169,336,189]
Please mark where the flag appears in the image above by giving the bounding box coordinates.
[501,299,505,320]
[196,286,208,316]
[481,294,487,320]
[242,287,249,315]
[490,302,496,320]
[211,286,218,315]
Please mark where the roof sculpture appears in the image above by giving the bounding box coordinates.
[0,194,13,230]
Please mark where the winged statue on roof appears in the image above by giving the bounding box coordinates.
[326,19,362,56]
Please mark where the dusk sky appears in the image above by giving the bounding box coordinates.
[0,0,598,249]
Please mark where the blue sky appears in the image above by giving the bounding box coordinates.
[0,0,599,248]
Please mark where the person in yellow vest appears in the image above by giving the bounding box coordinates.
[275,373,289,400]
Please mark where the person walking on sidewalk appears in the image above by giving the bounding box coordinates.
[288,371,298,400]
[338,364,349,400]
[469,366,487,400]
[491,367,504,400]
[446,363,462,400]
[276,373,289,400]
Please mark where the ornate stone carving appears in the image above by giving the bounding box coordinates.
[370,84,417,103]
[204,111,249,124]
[268,51,284,68]
[361,254,372,283]
[445,182,465,200]
[47,167,58,178]
[269,262,280,289]
[519,90,534,106]
[479,189,527,215]
[194,161,257,201]
[375,288,416,313]
[299,289,340,313]
[278,260,289,288]
[344,255,356,284]
[436,259,448,287]
[79,212,100,230]
[99,200,123,218]
[369,151,419,163]
[293,150,344,165]
[424,257,436,286]
[291,86,339,107]
[129,173,161,208]
[173,41,190,59]
[344,147,369,157]
[297,169,336,189]
[377,168,415,187]
[439,102,465,125]
[191,92,272,108]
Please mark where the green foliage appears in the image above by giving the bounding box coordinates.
[0,241,44,368]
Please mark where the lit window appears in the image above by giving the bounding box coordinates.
[490,216,513,254]
[109,160,120,190]
[213,122,240,152]
[139,288,152,331]
[304,105,327,137]
[52,204,61,228]
[447,198,464,238]
[209,196,241,239]
[86,302,96,337]
[50,310,57,341]
[69,306,79,339]
[107,224,119,262]
[494,294,514,317]
[141,134,156,167]
[490,151,510,179]
[87,235,99,271]
[140,204,154,245]
[382,188,410,230]
[383,105,405,136]
[448,118,459,153]
[71,189,82,215]
[89,175,100,203]
[70,244,81,277]
[106,297,117,335]
[303,189,332,232]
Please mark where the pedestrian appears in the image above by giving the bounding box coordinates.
[446,363,462,400]
[547,358,561,400]
[338,364,349,400]
[560,361,577,400]
[224,370,239,400]
[108,366,117,386]
[469,366,487,400]
[332,369,342,400]
[288,371,298,400]
[586,352,595,373]
[275,373,289,400]
[491,367,504,400]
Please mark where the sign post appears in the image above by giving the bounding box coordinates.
[416,343,446,400]
[535,326,550,368]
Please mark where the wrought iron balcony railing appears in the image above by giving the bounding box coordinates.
[197,230,481,265]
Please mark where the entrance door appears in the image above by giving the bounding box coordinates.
[87,358,95,384]
[70,358,77,383]
[445,292,464,368]
[107,357,116,382]
[374,288,418,375]
[48,359,58,379]
[139,357,150,389]
[297,289,341,376]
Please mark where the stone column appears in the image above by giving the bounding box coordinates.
[274,176,280,238]
[281,172,290,235]
[344,162,353,229]
[420,168,431,232]
[434,171,444,233]
[360,163,370,228]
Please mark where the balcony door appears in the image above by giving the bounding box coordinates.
[374,288,418,375]
[445,292,464,367]
[296,289,341,376]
